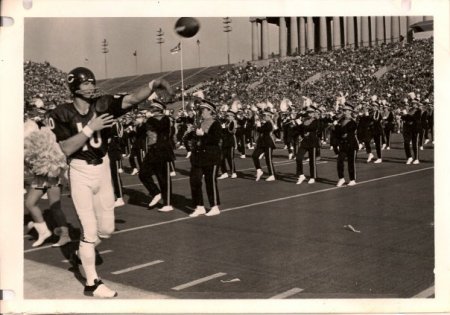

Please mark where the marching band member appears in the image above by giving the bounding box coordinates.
[370,101,383,163]
[356,103,374,162]
[401,100,421,164]
[108,121,125,207]
[294,107,319,185]
[381,102,395,150]
[138,100,175,212]
[235,109,247,158]
[252,109,276,182]
[189,100,223,217]
[219,110,238,179]
[335,103,359,187]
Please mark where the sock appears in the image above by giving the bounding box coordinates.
[79,240,98,285]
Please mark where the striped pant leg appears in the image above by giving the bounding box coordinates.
[204,164,220,207]
[264,147,275,176]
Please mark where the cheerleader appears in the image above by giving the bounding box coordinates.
[24,119,71,247]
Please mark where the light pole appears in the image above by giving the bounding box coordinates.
[101,39,109,79]
[197,39,201,67]
[223,17,232,67]
[156,28,165,73]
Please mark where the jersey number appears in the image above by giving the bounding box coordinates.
[76,122,102,150]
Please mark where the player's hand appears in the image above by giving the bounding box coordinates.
[151,79,173,96]
[88,113,115,131]
[256,121,261,127]
[196,128,204,136]
[295,118,302,125]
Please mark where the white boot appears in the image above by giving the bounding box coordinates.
[52,226,71,247]
[32,222,52,247]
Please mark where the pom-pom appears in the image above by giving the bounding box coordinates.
[24,119,39,138]
[24,127,67,177]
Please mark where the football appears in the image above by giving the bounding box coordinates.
[175,17,200,38]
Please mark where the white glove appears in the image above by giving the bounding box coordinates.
[333,120,338,126]
[295,119,302,125]
[196,128,204,136]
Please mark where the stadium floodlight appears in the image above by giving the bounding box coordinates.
[223,17,232,67]
[156,28,165,73]
[101,39,109,79]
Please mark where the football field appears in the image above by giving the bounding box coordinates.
[23,134,434,299]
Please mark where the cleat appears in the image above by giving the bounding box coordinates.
[420,146,424,151]
[413,159,420,165]
[114,198,125,207]
[248,143,252,149]
[170,171,176,177]
[336,178,346,187]
[149,194,162,207]
[218,173,229,179]
[305,158,310,162]
[255,169,264,181]
[367,153,374,163]
[265,175,276,182]
[205,206,221,216]
[249,146,254,150]
[118,168,124,174]
[185,152,192,159]
[24,188,27,194]
[424,139,430,144]
[283,145,288,150]
[189,206,206,217]
[131,168,139,175]
[296,175,306,185]
[122,154,127,157]
[406,157,413,165]
[259,153,264,160]
[374,158,382,164]
[240,155,246,159]
[158,205,174,212]
[288,153,293,160]
[329,146,334,151]
[231,173,237,178]
[358,143,363,150]
[381,144,386,150]
[41,193,48,200]
[179,145,185,150]
[84,279,117,298]
[308,178,315,184]
[386,146,390,150]
[348,180,357,186]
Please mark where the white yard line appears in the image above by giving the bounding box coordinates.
[61,249,113,263]
[171,272,226,291]
[111,260,164,275]
[25,167,433,253]
[270,287,304,299]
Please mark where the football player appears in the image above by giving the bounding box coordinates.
[48,67,172,298]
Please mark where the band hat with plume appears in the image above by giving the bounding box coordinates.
[199,99,217,113]
[150,99,166,111]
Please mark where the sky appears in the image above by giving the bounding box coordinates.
[24,17,280,80]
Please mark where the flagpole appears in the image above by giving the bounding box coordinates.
[180,40,185,111]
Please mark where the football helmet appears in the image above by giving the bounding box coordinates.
[67,67,102,98]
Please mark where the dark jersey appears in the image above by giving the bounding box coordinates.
[48,95,127,161]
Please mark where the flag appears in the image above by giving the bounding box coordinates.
[133,50,137,56]
[170,43,181,54]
